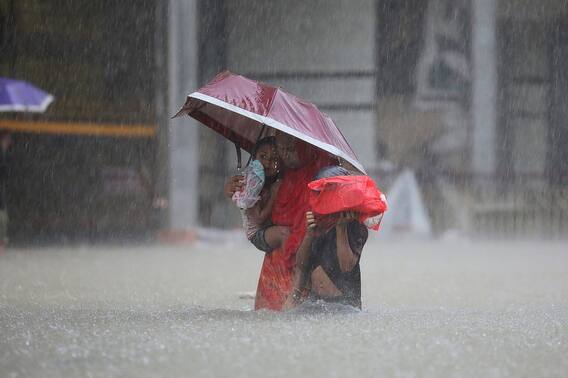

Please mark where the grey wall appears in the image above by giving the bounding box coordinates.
[497,0,568,182]
[224,0,378,171]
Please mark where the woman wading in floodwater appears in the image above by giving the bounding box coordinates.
[177,71,383,310]
[227,131,331,310]
[227,133,381,310]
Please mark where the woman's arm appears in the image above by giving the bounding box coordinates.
[224,175,244,198]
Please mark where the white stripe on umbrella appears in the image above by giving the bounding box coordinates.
[189,92,367,174]
[0,94,54,113]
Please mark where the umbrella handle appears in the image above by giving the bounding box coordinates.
[235,143,242,172]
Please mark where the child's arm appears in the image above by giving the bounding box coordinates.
[336,212,368,272]
[255,180,281,223]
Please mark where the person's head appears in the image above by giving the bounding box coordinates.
[275,131,303,169]
[0,130,12,152]
[314,165,352,180]
[253,136,279,178]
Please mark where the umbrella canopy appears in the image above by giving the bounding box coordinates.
[174,71,365,173]
[0,77,54,113]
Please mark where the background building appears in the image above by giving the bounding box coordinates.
[1,0,567,243]
[0,0,160,243]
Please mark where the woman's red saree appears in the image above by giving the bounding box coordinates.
[254,143,330,310]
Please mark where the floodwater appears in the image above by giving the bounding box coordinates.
[1,238,567,377]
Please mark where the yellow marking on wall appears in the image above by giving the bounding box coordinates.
[0,120,157,138]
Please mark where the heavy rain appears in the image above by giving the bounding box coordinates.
[1,0,567,377]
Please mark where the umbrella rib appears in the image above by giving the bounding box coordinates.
[265,86,279,116]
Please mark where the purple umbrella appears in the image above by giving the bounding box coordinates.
[0,77,54,112]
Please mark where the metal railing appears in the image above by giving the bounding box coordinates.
[370,166,568,239]
[466,176,568,239]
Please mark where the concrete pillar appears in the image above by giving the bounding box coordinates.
[166,0,199,231]
[471,0,498,180]
[196,0,230,228]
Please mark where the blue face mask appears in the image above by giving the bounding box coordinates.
[250,159,265,182]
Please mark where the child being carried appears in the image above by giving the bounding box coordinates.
[232,137,290,252]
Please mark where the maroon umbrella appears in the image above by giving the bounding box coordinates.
[174,71,365,173]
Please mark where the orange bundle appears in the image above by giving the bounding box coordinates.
[307,175,387,230]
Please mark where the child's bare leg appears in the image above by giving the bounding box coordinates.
[264,226,290,249]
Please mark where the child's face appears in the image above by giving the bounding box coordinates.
[255,144,279,178]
